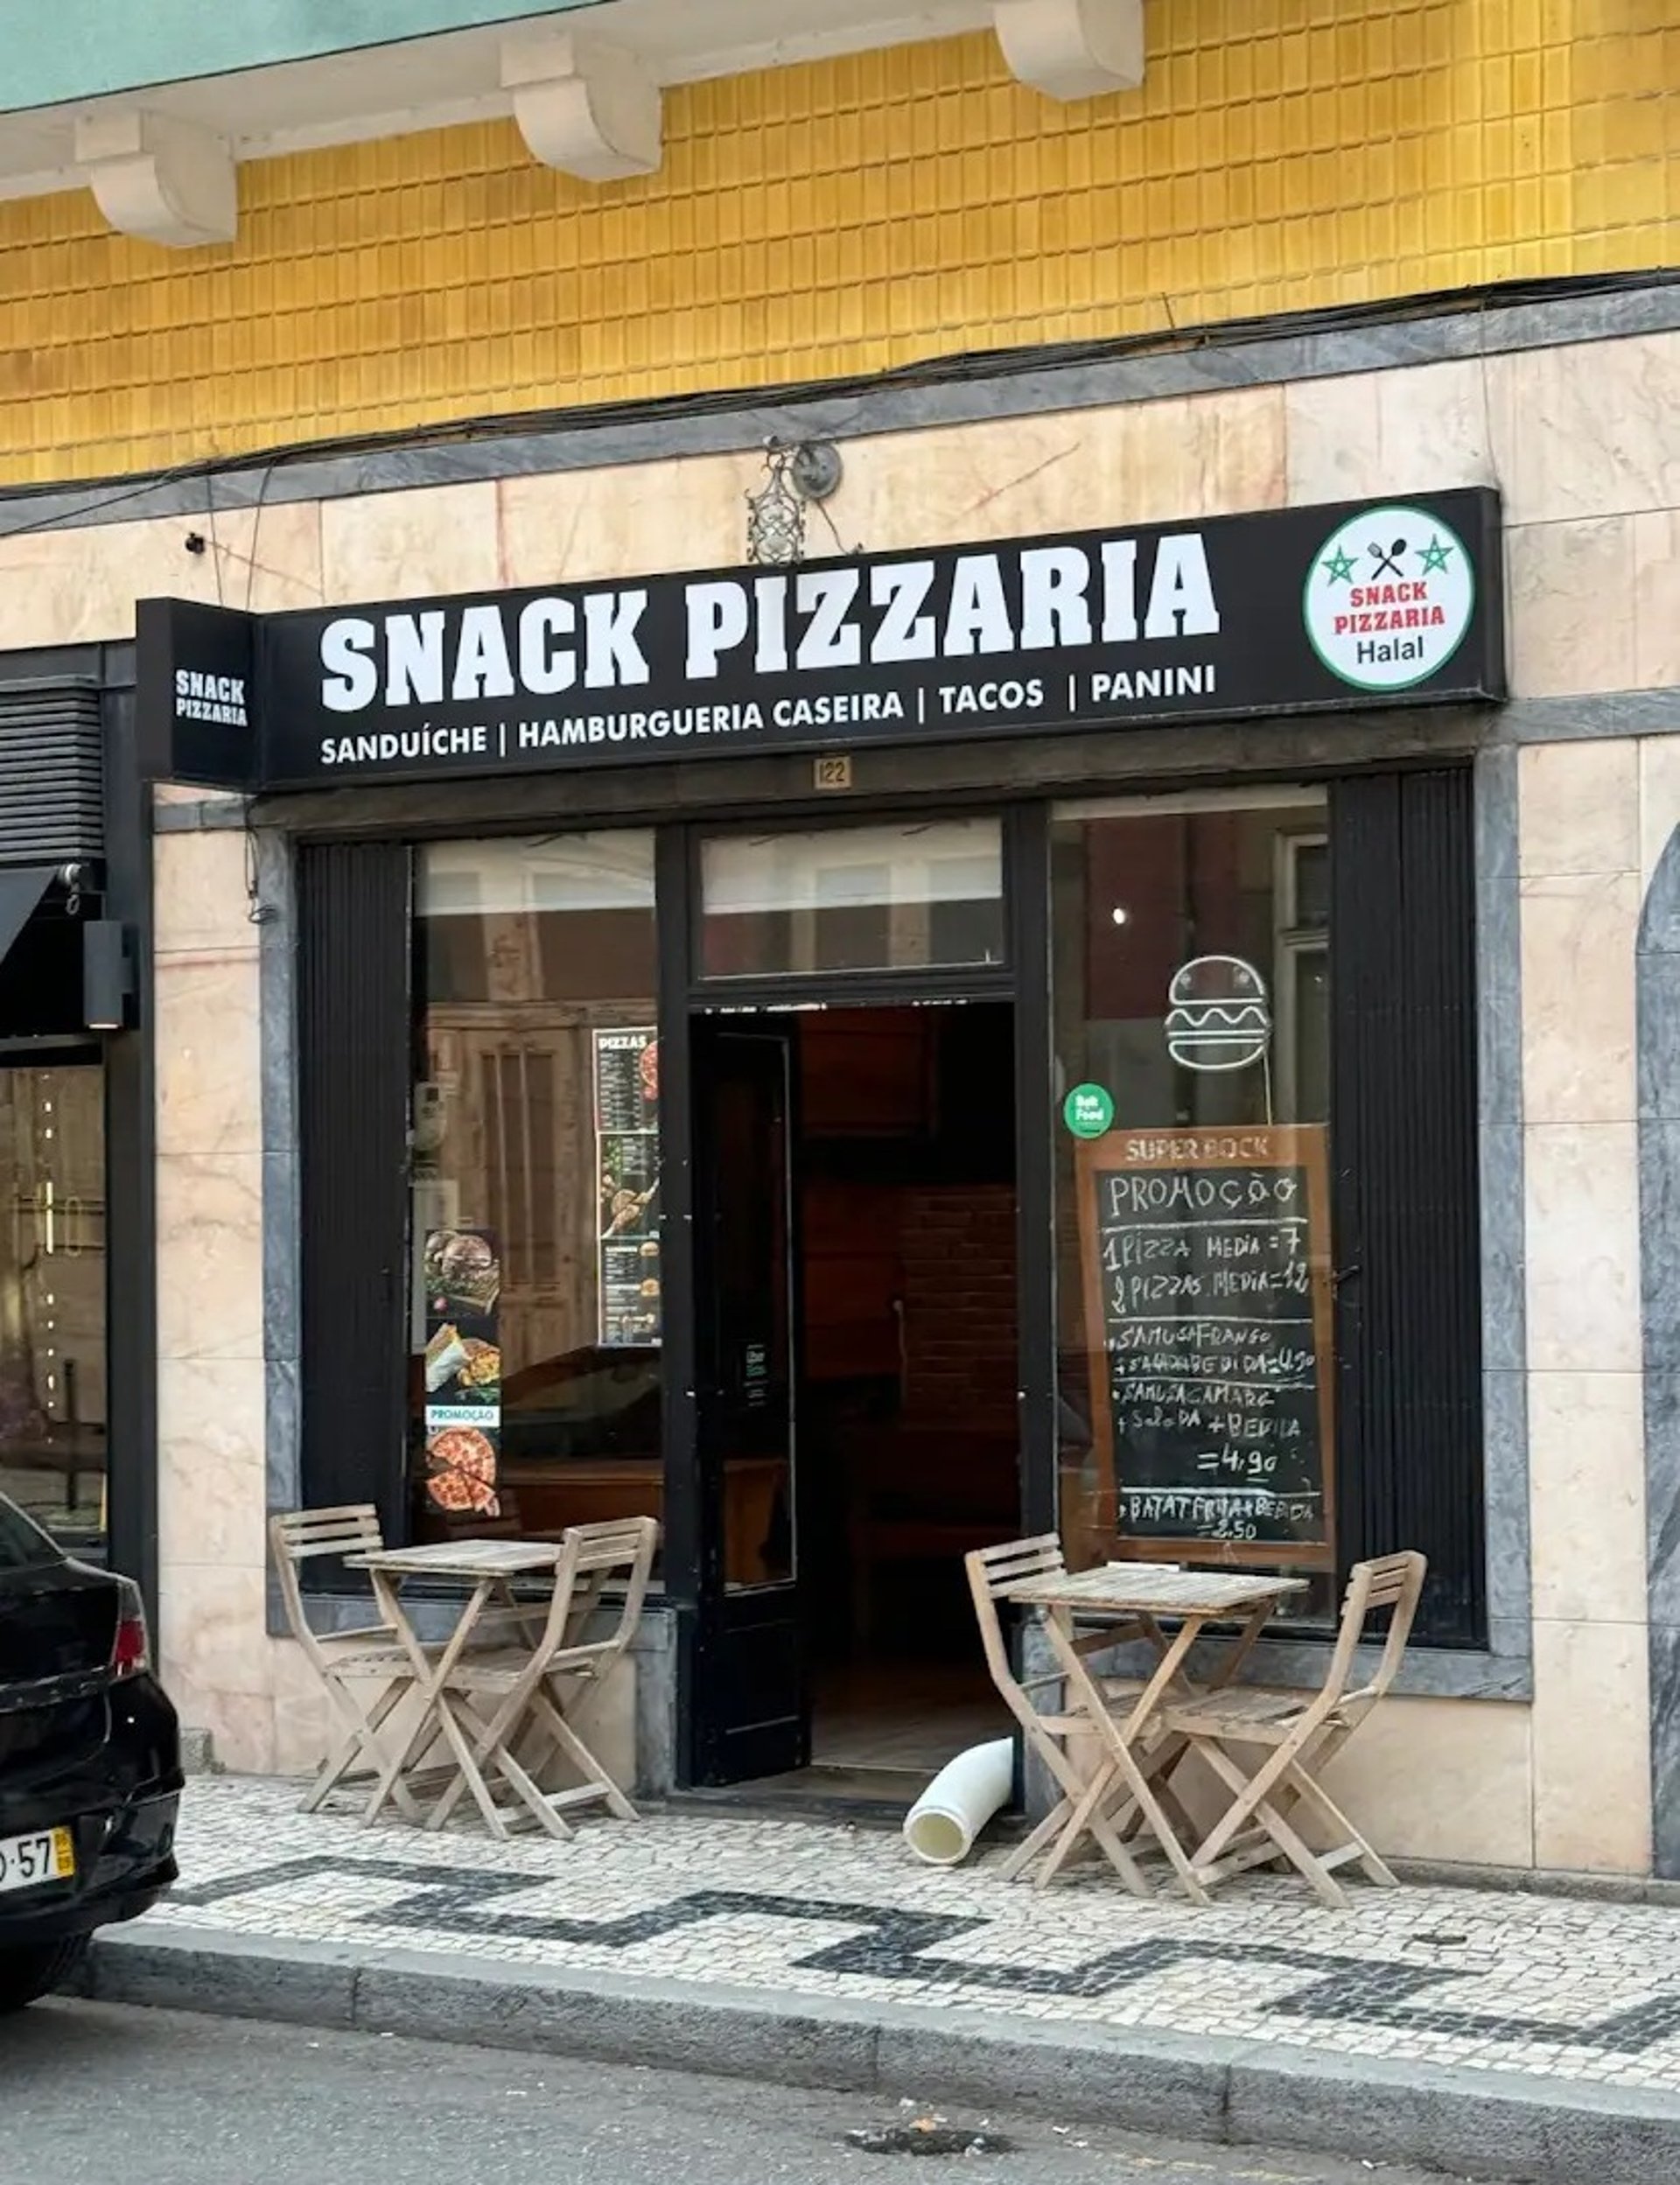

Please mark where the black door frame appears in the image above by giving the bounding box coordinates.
[661,805,1055,1787]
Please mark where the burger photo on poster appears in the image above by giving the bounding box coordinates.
[424,1228,500,1320]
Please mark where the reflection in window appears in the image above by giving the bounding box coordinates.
[1049,795,1334,1612]
[411,835,664,1556]
[1275,831,1329,1124]
[0,1069,107,1562]
[700,820,1004,977]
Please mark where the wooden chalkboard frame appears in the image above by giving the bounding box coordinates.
[1074,1123,1336,1572]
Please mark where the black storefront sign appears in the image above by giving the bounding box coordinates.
[136,597,257,791]
[136,489,1504,792]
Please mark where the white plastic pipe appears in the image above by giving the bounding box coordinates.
[902,1738,1014,1866]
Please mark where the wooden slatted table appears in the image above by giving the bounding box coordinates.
[345,1539,562,1828]
[999,1563,1308,1900]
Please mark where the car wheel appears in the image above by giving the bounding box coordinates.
[0,1936,89,2013]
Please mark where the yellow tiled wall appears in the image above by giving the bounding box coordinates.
[0,5,1674,485]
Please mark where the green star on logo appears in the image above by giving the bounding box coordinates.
[1321,546,1356,585]
[1419,533,1453,575]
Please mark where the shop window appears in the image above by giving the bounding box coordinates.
[1051,792,1338,1608]
[411,834,663,1552]
[0,1067,106,1563]
[699,819,1004,977]
[1049,776,1484,1646]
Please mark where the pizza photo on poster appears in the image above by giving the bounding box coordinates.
[423,1424,500,1518]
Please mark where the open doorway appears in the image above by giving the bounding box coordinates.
[798,1001,1018,1789]
[690,998,1020,1793]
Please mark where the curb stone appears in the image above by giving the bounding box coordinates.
[83,1922,1680,2185]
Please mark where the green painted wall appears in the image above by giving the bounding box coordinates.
[0,0,604,111]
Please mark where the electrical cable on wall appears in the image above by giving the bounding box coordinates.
[0,265,1667,548]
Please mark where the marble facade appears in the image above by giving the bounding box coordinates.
[32,307,1680,1871]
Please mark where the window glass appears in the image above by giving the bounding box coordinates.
[0,1068,107,1564]
[0,1494,58,1571]
[1050,795,1334,1608]
[700,820,1004,976]
[411,834,663,1552]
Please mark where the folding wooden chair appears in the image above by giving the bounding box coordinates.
[429,1516,659,1838]
[270,1503,426,1823]
[964,1536,1185,1890]
[1162,1551,1428,1908]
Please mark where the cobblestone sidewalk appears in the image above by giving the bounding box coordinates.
[143,1775,1680,2104]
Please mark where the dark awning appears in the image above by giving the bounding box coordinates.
[0,867,59,971]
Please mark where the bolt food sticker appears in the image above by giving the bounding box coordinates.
[1304,505,1475,693]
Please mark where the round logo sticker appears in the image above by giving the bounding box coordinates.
[1303,504,1475,693]
[1062,1083,1115,1139]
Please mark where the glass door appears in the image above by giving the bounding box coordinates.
[687,1018,806,1783]
[0,1064,107,1559]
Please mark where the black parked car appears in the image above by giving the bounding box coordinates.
[0,1491,181,2011]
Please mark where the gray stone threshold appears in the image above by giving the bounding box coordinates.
[83,1922,1680,2185]
[1389,1857,1680,1910]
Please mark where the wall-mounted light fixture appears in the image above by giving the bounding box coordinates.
[745,438,845,566]
[82,919,134,1032]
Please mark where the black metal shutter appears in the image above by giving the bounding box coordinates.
[1330,767,1485,1645]
[297,841,412,1553]
[0,686,104,864]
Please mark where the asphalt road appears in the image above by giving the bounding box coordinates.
[0,1999,1461,2185]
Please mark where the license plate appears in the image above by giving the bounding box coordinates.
[0,1827,74,1894]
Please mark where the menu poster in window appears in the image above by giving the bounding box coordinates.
[1076,1126,1335,1567]
[421,1225,502,1518]
[593,1028,662,1349]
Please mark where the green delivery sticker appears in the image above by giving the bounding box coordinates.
[1062,1084,1114,1139]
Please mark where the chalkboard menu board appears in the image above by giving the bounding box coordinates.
[1075,1124,1335,1567]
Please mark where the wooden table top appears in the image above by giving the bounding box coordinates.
[1000,1564,1310,1616]
[345,1539,560,1579]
